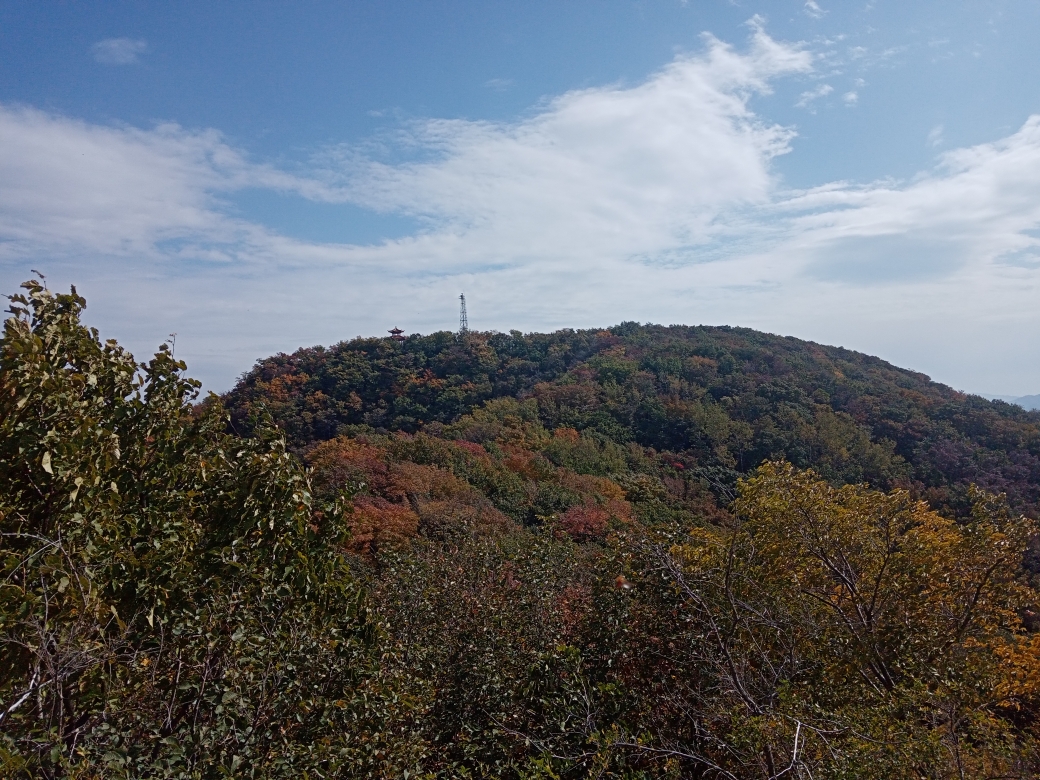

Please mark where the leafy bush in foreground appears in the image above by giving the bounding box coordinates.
[0,281,422,778]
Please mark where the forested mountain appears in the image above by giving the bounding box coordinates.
[225,323,1040,520]
[5,283,1040,778]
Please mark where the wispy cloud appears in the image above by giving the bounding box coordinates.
[927,124,945,147]
[796,83,833,108]
[91,38,148,65]
[0,105,337,263]
[804,1,827,19]
[322,21,811,265]
[842,91,858,105]
[776,117,1040,282]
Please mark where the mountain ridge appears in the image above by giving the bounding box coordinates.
[1013,394,1040,411]
[223,322,1040,519]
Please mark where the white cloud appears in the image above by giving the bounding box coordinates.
[804,1,827,19]
[774,117,1040,285]
[92,38,148,65]
[0,104,355,265]
[843,90,858,105]
[2,20,812,274]
[795,83,833,108]
[927,124,944,147]
[5,24,1040,396]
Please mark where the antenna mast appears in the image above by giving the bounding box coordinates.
[459,293,468,334]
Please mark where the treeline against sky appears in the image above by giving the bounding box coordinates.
[4,280,1040,778]
[226,319,1040,519]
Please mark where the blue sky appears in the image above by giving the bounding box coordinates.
[2,1,1040,395]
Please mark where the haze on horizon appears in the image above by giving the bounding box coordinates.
[1,1,1039,397]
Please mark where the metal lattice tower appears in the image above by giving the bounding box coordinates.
[459,293,468,334]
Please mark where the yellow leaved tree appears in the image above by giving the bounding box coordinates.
[635,462,1040,778]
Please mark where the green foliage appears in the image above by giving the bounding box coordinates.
[225,324,1040,522]
[369,533,633,777]
[0,281,422,778]
[6,280,1040,778]
[625,463,1040,777]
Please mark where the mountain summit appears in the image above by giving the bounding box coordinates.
[225,323,1040,520]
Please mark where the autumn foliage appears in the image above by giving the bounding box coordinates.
[4,281,1040,778]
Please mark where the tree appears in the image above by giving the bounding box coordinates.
[631,462,1039,777]
[0,280,421,778]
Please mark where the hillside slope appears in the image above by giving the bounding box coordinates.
[8,280,1040,777]
[224,323,1040,518]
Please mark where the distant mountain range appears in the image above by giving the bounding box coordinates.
[989,394,1040,410]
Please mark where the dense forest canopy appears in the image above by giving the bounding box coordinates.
[225,323,1040,520]
[4,280,1040,778]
